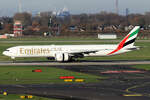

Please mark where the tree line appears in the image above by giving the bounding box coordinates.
[0,11,150,37]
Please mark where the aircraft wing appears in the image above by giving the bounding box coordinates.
[78,50,98,54]
[70,50,98,54]
[65,50,99,57]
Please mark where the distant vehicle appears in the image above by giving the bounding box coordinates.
[3,26,140,62]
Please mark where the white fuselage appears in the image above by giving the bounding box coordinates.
[3,44,131,59]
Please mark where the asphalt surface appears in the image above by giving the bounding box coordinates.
[0,60,150,66]
[0,65,150,100]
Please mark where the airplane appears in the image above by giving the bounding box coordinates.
[3,26,140,62]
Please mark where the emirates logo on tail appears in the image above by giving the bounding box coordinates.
[108,26,140,55]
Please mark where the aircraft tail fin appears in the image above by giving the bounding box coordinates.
[108,26,140,55]
[119,26,140,48]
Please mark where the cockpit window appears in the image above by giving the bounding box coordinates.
[6,50,10,51]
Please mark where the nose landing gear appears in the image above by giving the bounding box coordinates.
[11,57,16,63]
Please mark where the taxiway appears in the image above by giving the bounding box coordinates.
[0,60,150,66]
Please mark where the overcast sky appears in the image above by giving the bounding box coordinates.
[0,0,150,16]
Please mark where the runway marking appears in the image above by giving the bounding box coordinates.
[101,70,146,74]
[123,94,143,97]
[14,85,26,88]
[125,82,150,96]
[126,85,139,93]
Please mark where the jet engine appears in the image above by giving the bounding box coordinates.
[55,53,70,62]
[47,57,55,60]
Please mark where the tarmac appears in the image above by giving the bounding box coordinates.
[0,64,150,100]
[0,60,150,66]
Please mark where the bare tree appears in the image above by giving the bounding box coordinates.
[13,12,32,27]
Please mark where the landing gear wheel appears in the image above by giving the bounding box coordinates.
[11,57,16,63]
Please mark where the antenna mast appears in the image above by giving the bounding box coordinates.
[18,0,22,13]
[116,0,119,14]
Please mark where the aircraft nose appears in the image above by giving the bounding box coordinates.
[3,51,8,56]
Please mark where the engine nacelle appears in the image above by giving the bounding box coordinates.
[47,57,55,60]
[55,53,70,62]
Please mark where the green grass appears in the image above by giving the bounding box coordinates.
[0,94,59,100]
[0,66,101,84]
[133,65,150,70]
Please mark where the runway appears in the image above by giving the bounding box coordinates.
[0,60,150,66]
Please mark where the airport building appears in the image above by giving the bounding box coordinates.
[14,20,23,37]
[98,33,117,39]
